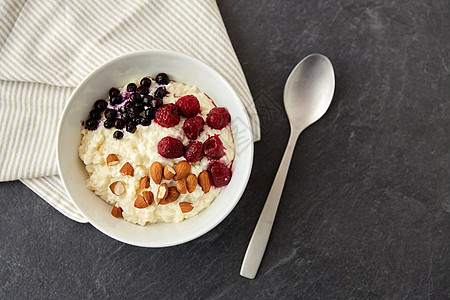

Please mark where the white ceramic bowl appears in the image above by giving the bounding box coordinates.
[57,50,254,247]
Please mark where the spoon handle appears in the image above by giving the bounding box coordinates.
[240,131,299,279]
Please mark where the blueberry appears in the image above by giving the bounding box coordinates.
[137,85,148,94]
[140,77,151,87]
[133,103,144,112]
[130,93,142,103]
[114,118,125,129]
[104,119,114,129]
[145,108,155,119]
[127,83,137,92]
[85,119,98,130]
[110,94,123,105]
[126,123,136,133]
[150,97,163,109]
[141,118,151,126]
[133,116,144,125]
[127,106,140,118]
[89,110,101,120]
[109,88,120,97]
[124,101,133,111]
[113,130,123,139]
[122,112,133,122]
[155,73,169,85]
[94,99,108,111]
[142,95,153,106]
[104,108,117,120]
[154,87,167,98]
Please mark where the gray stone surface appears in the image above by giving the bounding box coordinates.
[1,0,449,298]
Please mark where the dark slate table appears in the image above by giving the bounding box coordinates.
[1,1,449,298]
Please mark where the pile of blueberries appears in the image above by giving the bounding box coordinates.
[84,73,170,139]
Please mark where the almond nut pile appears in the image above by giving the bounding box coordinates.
[106,154,212,219]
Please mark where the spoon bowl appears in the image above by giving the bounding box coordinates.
[241,53,335,279]
[284,54,335,132]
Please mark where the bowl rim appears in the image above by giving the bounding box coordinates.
[56,49,254,247]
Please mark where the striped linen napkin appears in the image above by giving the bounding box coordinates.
[0,0,260,223]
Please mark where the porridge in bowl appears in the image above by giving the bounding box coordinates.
[79,73,235,225]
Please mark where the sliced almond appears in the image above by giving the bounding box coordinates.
[157,183,168,204]
[198,170,211,193]
[179,202,194,213]
[163,165,175,180]
[109,181,125,196]
[111,202,123,218]
[159,186,180,205]
[134,195,149,208]
[150,162,162,184]
[177,179,187,194]
[120,162,134,176]
[106,154,119,166]
[174,161,191,180]
[186,174,198,193]
[142,191,154,205]
[140,176,150,189]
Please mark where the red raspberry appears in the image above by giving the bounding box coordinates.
[206,107,231,129]
[184,141,204,162]
[176,95,200,117]
[182,116,204,140]
[157,136,185,158]
[203,135,224,160]
[209,162,231,187]
[155,104,180,127]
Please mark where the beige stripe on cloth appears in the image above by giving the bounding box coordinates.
[0,0,260,223]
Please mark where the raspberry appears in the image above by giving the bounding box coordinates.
[157,136,185,158]
[176,95,200,117]
[203,135,224,160]
[209,162,231,187]
[155,104,180,127]
[184,141,204,162]
[206,107,231,129]
[182,116,204,140]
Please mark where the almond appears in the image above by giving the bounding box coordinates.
[157,183,168,204]
[174,161,191,180]
[111,202,123,218]
[142,191,154,205]
[179,202,194,213]
[163,165,175,180]
[198,170,211,193]
[120,162,134,176]
[109,181,125,196]
[150,162,162,184]
[140,176,150,189]
[159,186,180,205]
[134,190,154,208]
[186,174,198,193]
[177,179,187,194]
[134,195,149,208]
[106,154,119,166]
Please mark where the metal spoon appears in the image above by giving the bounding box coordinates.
[240,54,335,279]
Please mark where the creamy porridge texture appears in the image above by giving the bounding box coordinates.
[79,74,235,225]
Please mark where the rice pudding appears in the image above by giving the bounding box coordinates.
[79,73,234,225]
